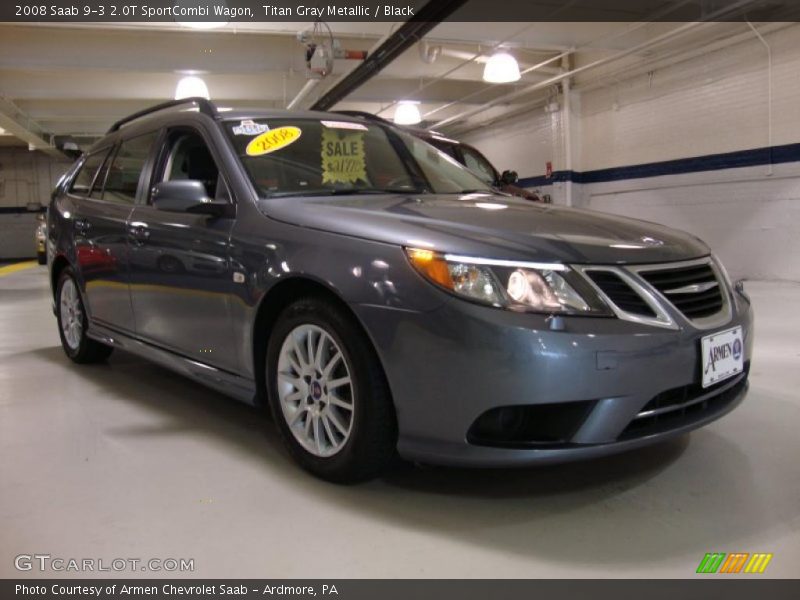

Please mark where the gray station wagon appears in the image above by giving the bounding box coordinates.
[48,98,753,482]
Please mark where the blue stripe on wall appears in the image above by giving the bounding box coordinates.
[518,141,800,187]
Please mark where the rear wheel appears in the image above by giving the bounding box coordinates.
[56,268,113,364]
[266,297,397,483]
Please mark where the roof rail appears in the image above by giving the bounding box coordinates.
[107,97,217,133]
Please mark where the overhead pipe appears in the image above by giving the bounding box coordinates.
[562,55,573,207]
[576,22,789,95]
[420,0,697,123]
[375,22,540,118]
[422,50,571,121]
[310,0,468,112]
[430,0,760,130]
[286,79,321,110]
[746,20,773,176]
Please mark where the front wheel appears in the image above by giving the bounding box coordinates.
[56,268,113,364]
[266,297,397,483]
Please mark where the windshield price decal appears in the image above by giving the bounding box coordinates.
[321,129,367,184]
[245,126,302,156]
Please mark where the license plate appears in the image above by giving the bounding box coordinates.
[701,326,744,388]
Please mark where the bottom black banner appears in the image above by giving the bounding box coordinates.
[3,579,800,600]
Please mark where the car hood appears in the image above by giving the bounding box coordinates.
[257,192,709,264]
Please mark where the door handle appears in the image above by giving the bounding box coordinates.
[73,218,91,234]
[128,222,150,245]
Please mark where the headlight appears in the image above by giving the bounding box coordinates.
[405,248,609,315]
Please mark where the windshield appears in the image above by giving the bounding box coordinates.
[224,118,491,197]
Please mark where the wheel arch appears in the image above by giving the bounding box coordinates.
[251,276,391,411]
[50,254,72,300]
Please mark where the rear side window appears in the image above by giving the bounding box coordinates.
[68,150,110,195]
[103,132,158,204]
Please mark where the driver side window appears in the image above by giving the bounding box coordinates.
[160,130,229,202]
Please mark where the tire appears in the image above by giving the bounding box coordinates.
[266,297,397,483]
[37,251,47,265]
[56,267,114,364]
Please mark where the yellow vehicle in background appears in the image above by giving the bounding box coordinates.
[34,213,46,265]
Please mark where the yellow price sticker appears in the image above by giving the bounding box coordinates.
[321,129,367,184]
[246,126,302,156]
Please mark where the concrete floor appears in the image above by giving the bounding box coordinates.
[1,265,799,578]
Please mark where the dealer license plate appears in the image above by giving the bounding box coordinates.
[701,326,744,388]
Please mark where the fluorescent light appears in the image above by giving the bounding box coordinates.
[394,101,422,125]
[178,21,227,30]
[175,76,210,100]
[483,52,521,83]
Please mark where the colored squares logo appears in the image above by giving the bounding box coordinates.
[697,552,773,574]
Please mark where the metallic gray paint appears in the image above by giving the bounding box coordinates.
[49,107,752,468]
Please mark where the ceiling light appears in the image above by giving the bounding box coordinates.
[177,21,227,30]
[483,52,521,84]
[394,101,422,125]
[175,76,210,100]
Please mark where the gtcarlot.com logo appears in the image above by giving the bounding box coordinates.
[696,552,773,574]
[14,554,194,573]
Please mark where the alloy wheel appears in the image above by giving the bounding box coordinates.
[59,278,83,351]
[276,324,355,458]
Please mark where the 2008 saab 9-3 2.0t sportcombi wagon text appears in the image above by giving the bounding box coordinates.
[48,98,753,482]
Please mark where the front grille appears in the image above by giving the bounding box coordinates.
[619,362,749,440]
[585,270,656,317]
[639,263,724,320]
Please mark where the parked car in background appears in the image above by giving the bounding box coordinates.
[49,98,752,483]
[335,111,544,202]
[35,213,47,264]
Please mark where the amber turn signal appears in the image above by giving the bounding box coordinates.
[405,248,454,290]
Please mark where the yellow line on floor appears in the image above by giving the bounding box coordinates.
[0,260,38,277]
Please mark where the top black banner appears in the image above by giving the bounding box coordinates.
[4,0,800,23]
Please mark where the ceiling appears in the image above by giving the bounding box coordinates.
[0,17,793,154]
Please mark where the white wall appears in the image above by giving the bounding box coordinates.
[461,24,800,282]
[0,148,71,259]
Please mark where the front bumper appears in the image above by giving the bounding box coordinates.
[354,284,753,467]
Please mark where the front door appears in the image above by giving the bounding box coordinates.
[127,128,238,372]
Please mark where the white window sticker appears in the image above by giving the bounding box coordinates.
[232,120,270,135]
[321,120,369,131]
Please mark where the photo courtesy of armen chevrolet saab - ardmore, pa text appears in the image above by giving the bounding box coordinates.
[0,0,799,597]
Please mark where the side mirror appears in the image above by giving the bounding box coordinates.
[499,170,519,185]
[152,180,228,217]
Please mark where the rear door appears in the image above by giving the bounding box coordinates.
[127,126,238,372]
[68,144,138,333]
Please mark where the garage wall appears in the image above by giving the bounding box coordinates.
[0,148,71,259]
[460,24,800,282]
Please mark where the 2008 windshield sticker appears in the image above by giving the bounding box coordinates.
[322,129,367,184]
[246,127,302,156]
[232,120,270,135]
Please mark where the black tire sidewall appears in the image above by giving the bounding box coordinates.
[266,298,395,482]
[56,267,110,363]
